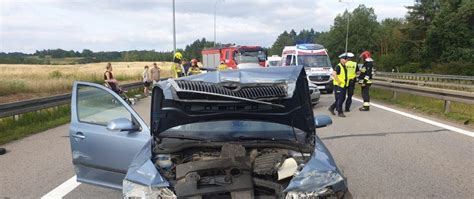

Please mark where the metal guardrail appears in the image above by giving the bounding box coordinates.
[373,77,474,92]
[1,76,473,118]
[375,72,474,83]
[0,82,144,118]
[371,80,474,113]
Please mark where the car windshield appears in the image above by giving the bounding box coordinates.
[297,55,331,68]
[160,120,303,141]
[268,61,281,67]
[235,50,266,64]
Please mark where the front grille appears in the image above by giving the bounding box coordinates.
[308,75,330,82]
[175,80,287,100]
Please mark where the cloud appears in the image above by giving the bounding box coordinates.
[0,0,413,53]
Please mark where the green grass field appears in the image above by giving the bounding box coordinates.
[0,88,144,145]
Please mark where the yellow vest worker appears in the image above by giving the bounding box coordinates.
[346,60,358,80]
[343,53,359,112]
[172,63,183,78]
[187,66,202,76]
[329,53,351,118]
[332,62,348,88]
[217,63,228,71]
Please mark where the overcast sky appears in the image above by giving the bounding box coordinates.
[0,0,413,53]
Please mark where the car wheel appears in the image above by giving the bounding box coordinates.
[326,88,333,94]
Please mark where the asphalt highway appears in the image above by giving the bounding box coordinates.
[0,94,472,198]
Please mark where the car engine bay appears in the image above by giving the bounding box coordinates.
[153,143,310,198]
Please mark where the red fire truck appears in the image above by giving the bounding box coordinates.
[202,45,267,69]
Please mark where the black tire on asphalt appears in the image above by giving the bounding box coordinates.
[0,148,6,155]
[326,88,334,94]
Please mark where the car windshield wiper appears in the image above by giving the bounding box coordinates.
[236,136,295,142]
[159,135,208,142]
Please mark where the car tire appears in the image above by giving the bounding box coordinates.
[326,88,333,94]
[0,148,6,155]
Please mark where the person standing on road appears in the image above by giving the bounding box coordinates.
[358,51,374,111]
[142,65,150,97]
[344,53,359,112]
[187,59,202,76]
[104,62,123,94]
[217,60,228,71]
[151,62,161,85]
[328,53,350,117]
[173,52,184,78]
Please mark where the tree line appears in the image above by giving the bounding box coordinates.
[0,38,215,65]
[0,49,175,64]
[269,0,473,75]
[1,1,472,75]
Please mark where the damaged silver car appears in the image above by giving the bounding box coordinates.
[69,65,347,198]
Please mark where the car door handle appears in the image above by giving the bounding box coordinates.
[72,132,85,139]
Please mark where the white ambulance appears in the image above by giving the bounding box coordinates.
[281,44,334,93]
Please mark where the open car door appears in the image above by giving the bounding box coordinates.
[69,82,150,189]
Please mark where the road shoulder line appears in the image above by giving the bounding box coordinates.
[41,175,81,199]
[353,98,474,137]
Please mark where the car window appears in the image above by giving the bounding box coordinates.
[77,85,132,126]
[285,55,292,65]
[290,55,296,65]
[225,50,230,60]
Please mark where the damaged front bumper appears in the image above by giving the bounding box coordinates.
[123,136,347,198]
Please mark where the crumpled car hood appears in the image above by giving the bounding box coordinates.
[151,65,316,136]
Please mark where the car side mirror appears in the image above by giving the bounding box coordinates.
[314,115,332,128]
[107,117,139,132]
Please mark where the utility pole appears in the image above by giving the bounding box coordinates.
[213,0,224,47]
[338,0,350,53]
[172,0,176,55]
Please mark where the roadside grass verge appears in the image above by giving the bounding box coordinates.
[354,85,474,129]
[0,88,147,145]
[0,105,70,145]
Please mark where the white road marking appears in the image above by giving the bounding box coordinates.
[353,98,474,137]
[41,175,81,199]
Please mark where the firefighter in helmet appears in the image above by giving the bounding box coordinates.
[187,59,202,76]
[358,51,374,111]
[173,52,184,78]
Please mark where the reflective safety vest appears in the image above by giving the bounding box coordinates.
[217,64,228,71]
[346,60,357,80]
[172,63,182,78]
[333,63,348,88]
[187,67,202,76]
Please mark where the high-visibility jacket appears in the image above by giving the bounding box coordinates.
[358,61,373,84]
[333,63,348,88]
[346,60,358,80]
[187,67,202,76]
[172,63,182,78]
[217,64,228,71]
